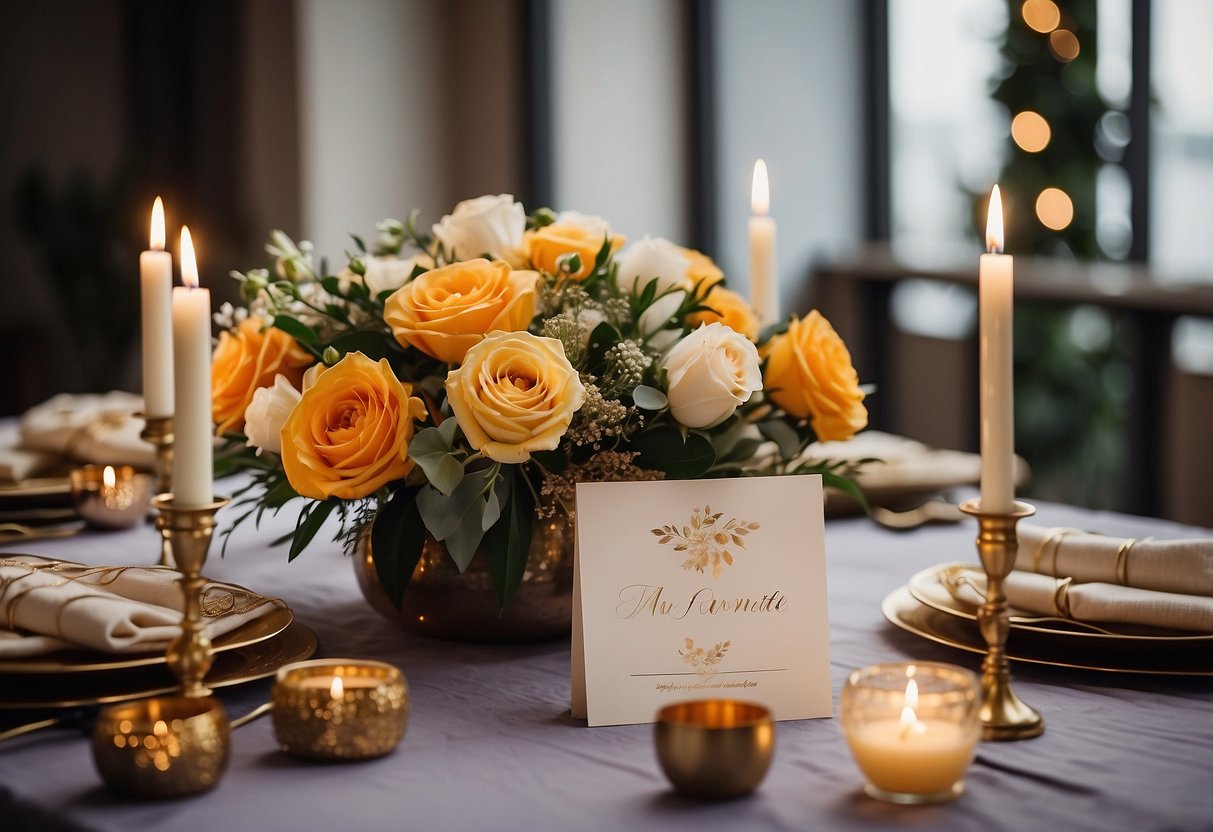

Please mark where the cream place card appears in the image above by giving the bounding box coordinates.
[572,475,831,727]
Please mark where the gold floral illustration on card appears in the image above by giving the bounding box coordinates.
[652,505,760,576]
[680,637,730,677]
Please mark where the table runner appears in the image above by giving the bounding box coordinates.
[1,493,1210,831]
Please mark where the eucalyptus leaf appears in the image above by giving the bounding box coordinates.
[409,425,464,495]
[482,471,510,531]
[483,468,535,606]
[415,470,495,571]
[631,425,716,478]
[631,385,668,411]
[758,419,802,461]
[272,314,321,346]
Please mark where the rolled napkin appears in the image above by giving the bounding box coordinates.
[18,391,155,470]
[1016,524,1213,597]
[0,555,287,658]
[943,567,1213,634]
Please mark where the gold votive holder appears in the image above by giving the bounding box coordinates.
[840,662,981,804]
[654,700,775,800]
[271,659,409,761]
[92,695,230,799]
[69,464,153,529]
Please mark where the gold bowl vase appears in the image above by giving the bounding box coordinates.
[354,511,574,642]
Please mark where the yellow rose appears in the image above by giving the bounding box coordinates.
[686,286,760,341]
[445,331,586,464]
[524,212,624,280]
[211,317,313,435]
[280,352,426,500]
[677,245,725,288]
[382,258,538,363]
[763,310,867,442]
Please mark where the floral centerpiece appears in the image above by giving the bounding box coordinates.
[214,195,868,615]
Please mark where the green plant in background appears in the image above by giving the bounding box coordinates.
[981,0,1130,508]
[14,166,140,396]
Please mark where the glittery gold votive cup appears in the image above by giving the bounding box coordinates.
[91,695,229,798]
[655,700,775,800]
[271,659,409,761]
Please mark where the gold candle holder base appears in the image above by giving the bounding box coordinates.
[92,695,229,798]
[137,413,174,566]
[152,494,230,698]
[958,498,1044,741]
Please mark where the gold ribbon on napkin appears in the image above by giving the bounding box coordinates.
[1015,524,1213,597]
[0,555,286,658]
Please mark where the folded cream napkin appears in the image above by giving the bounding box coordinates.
[1015,524,1213,597]
[17,392,155,471]
[943,567,1213,634]
[0,555,286,658]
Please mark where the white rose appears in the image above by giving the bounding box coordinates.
[243,374,302,456]
[662,322,762,429]
[616,236,692,295]
[363,253,434,296]
[638,289,686,341]
[432,194,526,262]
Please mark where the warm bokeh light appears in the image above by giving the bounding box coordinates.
[1011,111,1052,153]
[1022,0,1060,33]
[1049,29,1081,62]
[103,465,116,489]
[986,185,1005,253]
[180,226,199,288]
[150,196,165,251]
[330,675,344,698]
[1036,187,1074,231]
[751,159,770,216]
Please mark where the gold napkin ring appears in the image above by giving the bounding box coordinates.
[1052,577,1074,618]
[1114,538,1140,585]
[1033,528,1077,575]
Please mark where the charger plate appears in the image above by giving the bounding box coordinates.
[907,562,1213,643]
[0,621,318,709]
[882,586,1213,676]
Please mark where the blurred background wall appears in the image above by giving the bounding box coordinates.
[1,0,1210,524]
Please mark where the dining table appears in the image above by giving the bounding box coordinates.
[1,485,1211,832]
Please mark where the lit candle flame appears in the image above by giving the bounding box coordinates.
[150,197,166,251]
[751,159,770,216]
[986,184,1004,254]
[330,675,344,698]
[180,226,199,289]
[102,465,116,489]
[899,678,926,738]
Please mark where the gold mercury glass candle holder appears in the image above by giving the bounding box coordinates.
[136,412,174,565]
[69,464,153,529]
[654,700,775,800]
[92,494,232,798]
[272,659,410,761]
[840,662,981,804]
[958,498,1044,741]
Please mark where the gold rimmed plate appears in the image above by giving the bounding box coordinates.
[882,586,1213,676]
[907,563,1213,644]
[0,606,294,675]
[0,621,319,710]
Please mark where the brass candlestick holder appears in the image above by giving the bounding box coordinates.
[92,493,232,798]
[152,494,230,698]
[958,498,1044,741]
[137,413,174,566]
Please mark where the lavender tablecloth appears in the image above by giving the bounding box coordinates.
[1,492,1211,831]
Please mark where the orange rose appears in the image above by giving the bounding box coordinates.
[382,258,538,363]
[524,212,624,280]
[677,245,725,288]
[280,352,426,500]
[211,317,313,435]
[686,286,760,341]
[763,310,867,442]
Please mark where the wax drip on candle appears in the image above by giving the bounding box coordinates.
[330,675,344,698]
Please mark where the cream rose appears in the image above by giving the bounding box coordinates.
[616,236,692,295]
[383,258,539,363]
[243,374,301,456]
[444,331,586,464]
[662,323,762,429]
[363,253,434,296]
[432,194,526,263]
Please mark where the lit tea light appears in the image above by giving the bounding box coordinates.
[840,663,981,804]
[271,659,409,761]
